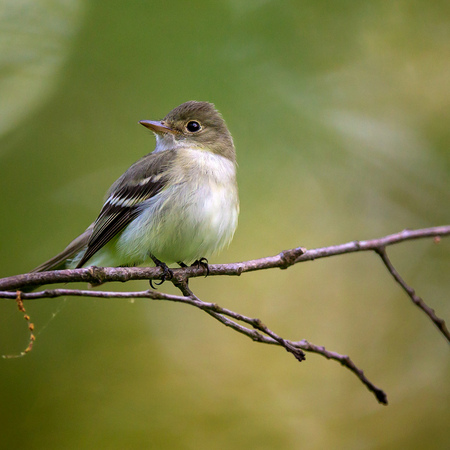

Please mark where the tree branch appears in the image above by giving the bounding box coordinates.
[2,225,449,405]
[1,283,387,404]
[2,226,449,290]
[375,246,449,339]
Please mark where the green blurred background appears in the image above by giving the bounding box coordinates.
[1,0,449,448]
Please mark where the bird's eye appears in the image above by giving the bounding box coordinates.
[186,121,201,133]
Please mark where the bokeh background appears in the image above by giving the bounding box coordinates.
[1,1,449,448]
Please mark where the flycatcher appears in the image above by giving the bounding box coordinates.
[32,101,239,281]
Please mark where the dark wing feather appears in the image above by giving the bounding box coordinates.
[76,176,166,268]
[76,150,175,268]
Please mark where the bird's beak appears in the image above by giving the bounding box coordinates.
[139,120,177,134]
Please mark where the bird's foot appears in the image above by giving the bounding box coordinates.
[149,255,173,289]
[192,257,209,277]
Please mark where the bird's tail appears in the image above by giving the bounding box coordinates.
[21,226,93,292]
[30,225,93,273]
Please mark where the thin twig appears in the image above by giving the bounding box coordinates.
[375,247,449,341]
[6,282,386,402]
[183,278,386,403]
[294,340,387,404]
[172,279,307,362]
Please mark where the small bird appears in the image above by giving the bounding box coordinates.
[32,101,239,283]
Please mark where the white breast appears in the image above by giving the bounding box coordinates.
[114,149,239,266]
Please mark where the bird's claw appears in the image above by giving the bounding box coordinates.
[149,256,173,289]
[192,257,209,277]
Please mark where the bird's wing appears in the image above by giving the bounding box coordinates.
[76,150,175,268]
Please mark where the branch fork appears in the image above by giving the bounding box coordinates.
[2,225,450,405]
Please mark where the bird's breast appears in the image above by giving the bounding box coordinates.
[117,149,239,265]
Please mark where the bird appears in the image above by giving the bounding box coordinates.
[31,101,239,285]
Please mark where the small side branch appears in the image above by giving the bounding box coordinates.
[375,247,450,341]
[5,283,387,404]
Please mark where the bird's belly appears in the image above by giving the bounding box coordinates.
[115,181,238,266]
